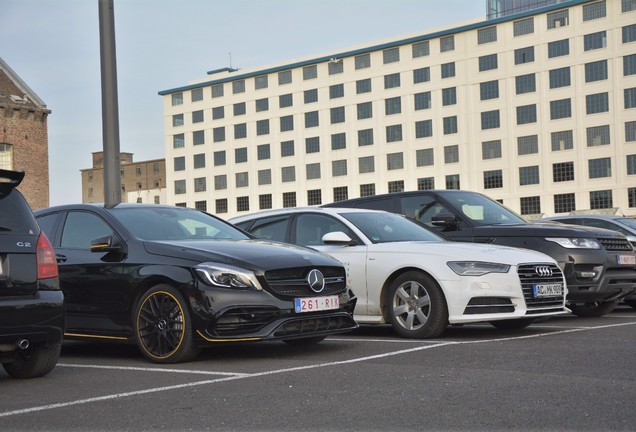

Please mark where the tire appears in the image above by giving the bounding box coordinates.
[624,300,636,310]
[135,284,199,364]
[2,342,61,379]
[283,336,326,346]
[569,300,617,317]
[385,271,448,339]
[490,318,535,330]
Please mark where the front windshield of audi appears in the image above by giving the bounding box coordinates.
[341,212,443,244]
[112,207,250,241]
[442,192,527,227]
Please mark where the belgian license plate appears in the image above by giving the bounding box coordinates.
[533,283,563,298]
[618,255,636,265]
[295,295,339,313]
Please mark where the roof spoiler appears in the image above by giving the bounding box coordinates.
[0,169,25,188]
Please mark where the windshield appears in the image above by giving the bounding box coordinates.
[341,212,443,244]
[618,218,636,230]
[442,192,526,227]
[111,207,250,241]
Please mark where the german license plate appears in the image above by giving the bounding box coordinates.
[295,295,339,313]
[618,255,636,265]
[533,283,563,298]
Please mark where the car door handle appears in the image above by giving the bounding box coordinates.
[56,254,67,263]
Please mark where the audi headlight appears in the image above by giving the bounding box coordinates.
[194,262,262,290]
[447,261,511,276]
[545,238,601,249]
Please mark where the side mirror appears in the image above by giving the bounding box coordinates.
[90,235,122,253]
[322,231,356,246]
[431,213,460,230]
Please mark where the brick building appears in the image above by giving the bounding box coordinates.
[0,57,51,209]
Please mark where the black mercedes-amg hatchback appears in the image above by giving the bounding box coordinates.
[34,203,357,363]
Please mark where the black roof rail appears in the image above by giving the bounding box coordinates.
[0,169,25,188]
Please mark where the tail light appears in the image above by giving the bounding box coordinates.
[37,232,59,279]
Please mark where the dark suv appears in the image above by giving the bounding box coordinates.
[0,169,64,378]
[324,190,636,317]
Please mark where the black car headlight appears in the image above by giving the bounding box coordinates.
[194,262,263,290]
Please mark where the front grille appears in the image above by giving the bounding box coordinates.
[273,314,357,337]
[264,266,346,298]
[598,238,634,252]
[463,297,514,315]
[517,264,566,310]
[212,307,280,336]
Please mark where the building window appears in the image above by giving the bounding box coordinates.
[481,110,500,130]
[192,110,204,123]
[332,160,347,177]
[626,154,636,175]
[278,70,292,85]
[360,184,376,197]
[214,175,227,190]
[154,196,160,204]
[516,104,536,124]
[257,144,270,160]
[515,73,536,94]
[627,121,636,141]
[519,166,540,185]
[443,116,458,135]
[304,89,318,103]
[551,130,573,151]
[478,26,497,44]
[630,188,636,208]
[584,31,607,51]
[193,130,205,145]
[589,157,611,179]
[233,102,246,116]
[414,92,432,110]
[441,62,455,78]
[388,181,404,193]
[359,156,375,174]
[442,88,457,106]
[587,125,610,147]
[258,169,271,186]
[480,81,499,100]
[358,129,374,146]
[212,106,224,120]
[418,177,435,190]
[234,123,247,139]
[356,78,372,94]
[329,84,344,99]
[625,54,636,76]
[330,107,345,124]
[215,199,228,214]
[413,67,431,83]
[520,196,541,215]
[386,125,403,142]
[213,151,226,166]
[306,163,321,180]
[304,111,319,128]
[307,189,322,206]
[440,35,454,52]
[356,102,373,120]
[235,147,247,163]
[484,170,503,189]
[548,39,569,58]
[412,41,430,58]
[171,93,183,106]
[479,54,498,71]
[445,175,460,190]
[213,126,225,142]
[355,53,371,70]
[387,152,404,171]
[623,24,636,43]
[553,162,575,182]
[416,148,434,166]
[174,179,186,195]
[444,145,459,164]
[303,65,317,80]
[255,98,269,112]
[236,196,249,212]
[384,73,401,89]
[281,166,296,182]
[232,80,245,94]
[514,46,534,64]
[385,96,402,114]
[585,60,608,82]
[550,99,572,119]
[281,140,294,157]
[625,88,636,109]
[212,84,224,98]
[172,114,184,127]
[235,172,249,188]
[193,153,205,169]
[279,94,293,109]
[280,115,294,132]
[174,156,185,171]
[383,47,400,64]
[328,60,344,75]
[333,186,349,202]
[586,93,609,114]
[547,10,568,29]
[482,140,502,160]
[194,177,206,192]
[305,137,320,153]
[514,18,534,37]
[0,143,12,170]
[549,67,571,88]
[191,88,203,103]
[583,1,606,21]
[282,192,296,208]
[554,193,575,213]
[590,190,613,209]
[173,134,184,149]
[259,194,272,210]
[415,120,433,138]
[624,0,636,12]
[518,135,539,155]
[331,133,346,150]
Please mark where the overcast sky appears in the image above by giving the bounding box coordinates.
[1,0,485,206]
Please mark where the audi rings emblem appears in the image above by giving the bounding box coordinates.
[535,266,553,277]
[307,269,325,293]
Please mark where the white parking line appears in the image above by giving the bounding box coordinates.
[2,320,635,419]
[56,363,248,377]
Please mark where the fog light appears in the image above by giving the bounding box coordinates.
[575,271,597,278]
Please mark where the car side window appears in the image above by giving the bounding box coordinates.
[582,219,630,236]
[36,213,61,242]
[294,214,352,246]
[60,211,114,249]
[249,216,290,242]
[400,196,452,228]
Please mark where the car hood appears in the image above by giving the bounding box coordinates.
[371,241,557,265]
[474,222,626,239]
[143,239,341,271]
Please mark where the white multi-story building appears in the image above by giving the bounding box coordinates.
[160,0,636,219]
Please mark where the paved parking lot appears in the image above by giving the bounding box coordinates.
[2,306,635,431]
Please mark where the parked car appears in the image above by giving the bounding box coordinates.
[230,207,569,339]
[322,190,636,317]
[0,169,64,378]
[34,203,357,363]
[542,214,636,309]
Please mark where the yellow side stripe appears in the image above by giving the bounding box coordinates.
[196,330,262,343]
[65,332,128,341]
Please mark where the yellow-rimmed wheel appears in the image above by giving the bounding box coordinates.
[135,284,199,363]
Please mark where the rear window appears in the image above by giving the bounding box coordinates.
[0,187,39,235]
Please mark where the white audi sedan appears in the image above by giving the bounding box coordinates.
[231,208,569,339]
